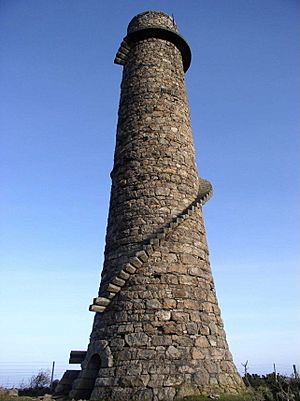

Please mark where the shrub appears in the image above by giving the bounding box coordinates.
[243,373,300,401]
[19,369,51,397]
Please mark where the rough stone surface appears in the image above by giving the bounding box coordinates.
[63,10,244,401]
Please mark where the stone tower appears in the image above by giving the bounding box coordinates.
[58,10,244,401]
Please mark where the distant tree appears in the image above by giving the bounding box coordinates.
[29,369,51,389]
[19,369,51,396]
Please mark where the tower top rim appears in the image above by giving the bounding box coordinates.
[127,10,179,34]
[122,10,191,72]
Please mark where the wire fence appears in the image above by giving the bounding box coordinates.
[0,362,69,388]
[0,361,298,388]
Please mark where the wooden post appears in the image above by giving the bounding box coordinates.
[293,364,298,379]
[50,361,55,391]
[273,363,277,382]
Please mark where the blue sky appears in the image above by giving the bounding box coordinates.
[0,0,299,386]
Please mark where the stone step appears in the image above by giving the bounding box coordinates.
[107,283,121,293]
[142,244,154,257]
[118,269,130,280]
[116,51,127,61]
[112,276,126,287]
[120,39,131,50]
[119,47,130,56]
[54,369,80,396]
[93,297,111,306]
[114,56,125,65]
[89,304,106,313]
[149,237,160,250]
[124,263,136,274]
[130,256,143,268]
[69,351,87,364]
[135,250,148,262]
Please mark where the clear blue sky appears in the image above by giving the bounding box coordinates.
[0,0,299,386]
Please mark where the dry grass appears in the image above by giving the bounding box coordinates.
[0,397,37,401]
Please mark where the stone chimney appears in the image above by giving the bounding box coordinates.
[61,10,244,401]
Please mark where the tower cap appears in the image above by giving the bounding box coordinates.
[125,10,191,72]
[127,11,179,34]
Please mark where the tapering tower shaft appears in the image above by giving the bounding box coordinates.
[68,11,244,401]
[101,12,197,291]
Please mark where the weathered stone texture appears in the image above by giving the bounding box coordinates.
[66,10,244,401]
[127,11,179,34]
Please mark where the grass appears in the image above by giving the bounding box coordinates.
[0,397,37,401]
[175,393,254,401]
[0,391,283,401]
[0,394,254,401]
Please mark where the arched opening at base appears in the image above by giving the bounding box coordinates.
[75,354,101,400]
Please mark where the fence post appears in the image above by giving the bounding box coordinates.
[273,363,277,382]
[50,361,55,391]
[293,364,298,379]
